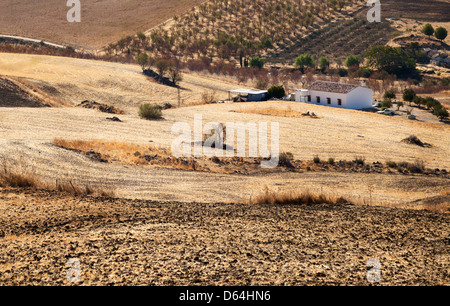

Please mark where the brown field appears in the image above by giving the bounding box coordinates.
[0,187,448,286]
[0,52,449,286]
[0,0,204,50]
[381,0,450,22]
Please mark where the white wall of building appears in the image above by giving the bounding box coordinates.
[295,87,373,110]
[346,87,373,109]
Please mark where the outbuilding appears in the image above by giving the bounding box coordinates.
[228,89,268,102]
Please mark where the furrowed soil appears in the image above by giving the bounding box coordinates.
[0,0,205,50]
[0,188,448,286]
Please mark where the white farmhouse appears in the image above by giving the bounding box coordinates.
[295,81,373,110]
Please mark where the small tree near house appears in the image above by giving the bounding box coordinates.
[383,90,396,102]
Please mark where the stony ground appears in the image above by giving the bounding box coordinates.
[0,187,448,286]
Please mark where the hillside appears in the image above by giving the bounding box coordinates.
[0,0,204,50]
[108,0,450,66]
[112,0,362,63]
[0,53,449,209]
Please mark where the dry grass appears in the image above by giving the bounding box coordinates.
[236,106,321,119]
[250,186,350,206]
[53,138,201,171]
[0,159,115,197]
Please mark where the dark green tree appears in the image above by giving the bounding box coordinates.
[345,55,361,68]
[434,27,448,41]
[267,85,286,99]
[250,56,265,69]
[294,54,314,72]
[403,88,416,104]
[319,56,330,72]
[383,90,396,101]
[422,23,434,37]
[365,46,416,76]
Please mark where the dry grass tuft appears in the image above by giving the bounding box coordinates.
[0,159,115,197]
[250,187,350,206]
[0,161,39,188]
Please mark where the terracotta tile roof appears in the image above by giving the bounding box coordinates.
[308,81,360,94]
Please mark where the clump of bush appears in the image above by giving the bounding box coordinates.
[354,156,365,166]
[397,160,425,173]
[313,155,321,164]
[268,85,286,99]
[138,103,163,120]
[387,160,426,174]
[385,160,397,168]
[279,152,294,168]
[402,135,425,147]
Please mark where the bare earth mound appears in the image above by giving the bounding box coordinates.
[0,188,448,286]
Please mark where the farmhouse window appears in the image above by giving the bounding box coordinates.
[327,98,331,104]
[338,99,342,106]
[307,95,311,102]
[316,96,320,103]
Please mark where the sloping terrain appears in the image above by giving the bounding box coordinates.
[0,52,239,113]
[0,77,48,107]
[0,0,204,50]
[0,53,448,208]
[267,7,395,64]
[382,0,450,22]
[0,188,448,286]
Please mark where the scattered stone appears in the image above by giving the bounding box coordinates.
[106,116,122,122]
[78,100,123,114]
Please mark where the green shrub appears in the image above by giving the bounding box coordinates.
[268,85,286,99]
[313,155,321,164]
[338,68,348,77]
[138,103,163,120]
[250,56,265,69]
[328,158,335,165]
[380,99,393,109]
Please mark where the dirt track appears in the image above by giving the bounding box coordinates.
[0,188,448,286]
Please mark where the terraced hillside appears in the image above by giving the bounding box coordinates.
[111,0,363,63]
[267,7,395,64]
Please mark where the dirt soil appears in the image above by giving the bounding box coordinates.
[0,187,448,286]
